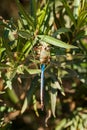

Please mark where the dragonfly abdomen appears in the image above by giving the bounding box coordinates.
[40,64,45,108]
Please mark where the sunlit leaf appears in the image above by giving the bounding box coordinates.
[53,27,71,37]
[21,97,28,114]
[0,64,10,70]
[33,95,39,117]
[17,41,32,60]
[50,82,57,117]
[15,0,35,29]
[70,125,76,130]
[77,9,87,28]
[54,79,65,96]
[6,87,19,104]
[21,76,39,113]
[73,0,81,19]
[0,48,5,56]
[50,73,65,117]
[18,39,37,60]
[18,30,32,40]
[24,66,41,74]
[37,2,49,29]
[6,80,12,89]
[38,35,78,49]
[22,41,31,53]
[55,119,66,130]
[16,65,24,74]
[61,0,76,26]
[0,106,6,112]
[78,119,84,130]
[64,120,73,128]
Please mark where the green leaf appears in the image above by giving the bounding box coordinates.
[18,30,32,40]
[54,79,65,96]
[21,76,39,113]
[4,29,9,39]
[2,38,14,60]
[78,119,84,130]
[0,21,11,29]
[55,119,66,130]
[50,74,65,117]
[38,35,78,49]
[6,87,19,104]
[0,48,5,56]
[15,0,35,30]
[0,106,6,112]
[37,3,48,29]
[0,64,10,70]
[61,0,76,26]
[30,0,37,26]
[18,39,37,61]
[53,27,71,36]
[6,80,12,89]
[77,9,87,28]
[33,95,39,117]
[22,39,37,58]
[21,41,31,53]
[74,30,87,41]
[64,120,73,128]
[50,82,57,117]
[17,41,31,61]
[24,66,41,74]
[73,0,81,19]
[21,97,28,114]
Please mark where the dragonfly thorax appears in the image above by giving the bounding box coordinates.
[40,44,50,64]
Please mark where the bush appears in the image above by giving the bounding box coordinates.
[0,0,87,129]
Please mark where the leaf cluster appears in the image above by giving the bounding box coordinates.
[0,0,87,129]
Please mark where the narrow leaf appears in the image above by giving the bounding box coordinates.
[0,48,5,55]
[55,119,66,130]
[22,41,31,53]
[73,0,81,19]
[18,30,32,39]
[24,66,41,74]
[53,27,71,36]
[37,3,48,29]
[38,35,78,49]
[21,76,39,113]
[61,0,76,26]
[54,79,65,96]
[33,95,39,117]
[0,21,11,29]
[50,82,57,117]
[6,87,19,104]
[15,0,35,29]
[30,0,37,26]
[21,97,28,114]
[2,38,14,60]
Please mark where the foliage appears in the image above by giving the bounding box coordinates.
[0,0,87,129]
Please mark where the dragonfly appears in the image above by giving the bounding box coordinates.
[39,43,50,108]
[39,44,87,108]
[0,43,50,103]
[0,45,87,108]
